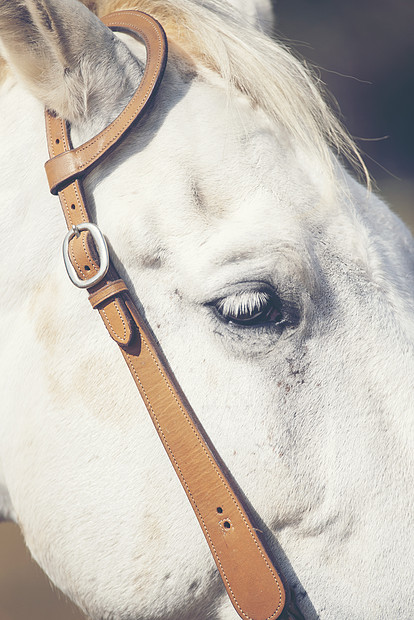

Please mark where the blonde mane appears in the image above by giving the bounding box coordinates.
[1,0,367,180]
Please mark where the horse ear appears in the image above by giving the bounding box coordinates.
[227,0,275,33]
[0,0,143,128]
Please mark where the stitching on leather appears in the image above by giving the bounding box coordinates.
[73,182,89,224]
[81,233,99,273]
[90,281,127,307]
[59,184,72,225]
[69,241,86,277]
[46,111,67,158]
[125,337,283,620]
[101,301,128,343]
[47,113,55,157]
[60,117,69,151]
[58,14,162,175]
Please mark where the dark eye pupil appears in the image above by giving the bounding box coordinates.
[229,304,281,325]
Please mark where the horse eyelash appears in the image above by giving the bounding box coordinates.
[216,290,271,318]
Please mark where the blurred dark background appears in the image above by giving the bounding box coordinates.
[275,0,414,227]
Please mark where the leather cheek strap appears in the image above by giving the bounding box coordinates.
[44,10,293,620]
[45,10,168,347]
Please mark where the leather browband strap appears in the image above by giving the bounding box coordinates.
[44,11,299,620]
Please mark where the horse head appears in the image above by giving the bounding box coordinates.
[0,1,413,619]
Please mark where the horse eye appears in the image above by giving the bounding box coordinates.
[214,290,283,327]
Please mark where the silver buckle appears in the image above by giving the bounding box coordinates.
[63,223,110,289]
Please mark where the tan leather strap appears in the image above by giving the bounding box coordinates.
[45,10,167,195]
[89,280,129,308]
[44,11,294,620]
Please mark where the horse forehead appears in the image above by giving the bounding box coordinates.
[128,77,315,214]
[149,72,294,180]
[97,71,325,277]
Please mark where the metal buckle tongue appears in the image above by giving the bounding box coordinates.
[63,223,109,289]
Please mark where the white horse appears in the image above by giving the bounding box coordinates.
[0,1,413,619]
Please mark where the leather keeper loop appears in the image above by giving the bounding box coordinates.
[89,279,129,308]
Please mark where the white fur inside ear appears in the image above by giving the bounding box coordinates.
[0,0,144,129]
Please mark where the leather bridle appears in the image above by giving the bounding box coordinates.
[44,11,303,620]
